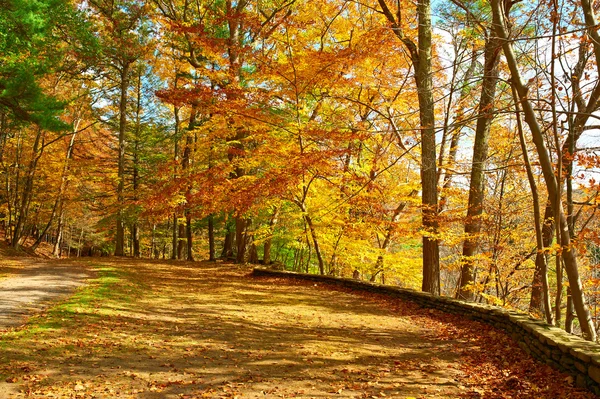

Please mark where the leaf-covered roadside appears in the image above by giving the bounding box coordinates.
[289,280,595,399]
[0,259,595,398]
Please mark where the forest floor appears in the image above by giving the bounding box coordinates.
[0,258,595,399]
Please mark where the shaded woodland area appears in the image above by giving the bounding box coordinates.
[2,0,600,341]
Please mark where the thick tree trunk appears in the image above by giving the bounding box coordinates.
[177,223,185,259]
[222,229,234,259]
[458,37,501,301]
[376,0,440,293]
[491,0,596,340]
[416,0,440,296]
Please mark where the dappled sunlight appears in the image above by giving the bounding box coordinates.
[0,259,595,398]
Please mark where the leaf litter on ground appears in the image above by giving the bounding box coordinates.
[0,258,595,398]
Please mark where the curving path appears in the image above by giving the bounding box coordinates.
[0,259,595,398]
[0,259,92,330]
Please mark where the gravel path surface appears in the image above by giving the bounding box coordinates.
[0,260,92,330]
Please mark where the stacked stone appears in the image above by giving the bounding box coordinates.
[253,267,600,396]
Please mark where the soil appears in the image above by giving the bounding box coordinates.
[0,259,93,330]
[0,259,595,398]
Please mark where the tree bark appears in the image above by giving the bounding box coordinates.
[12,128,45,248]
[458,36,501,300]
[490,0,596,340]
[377,0,440,294]
[177,223,185,259]
[114,62,130,256]
[208,214,215,261]
[512,83,553,324]
[263,206,279,265]
[186,210,193,261]
[222,229,234,259]
[235,217,248,263]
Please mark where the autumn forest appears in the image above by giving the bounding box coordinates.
[2,0,600,341]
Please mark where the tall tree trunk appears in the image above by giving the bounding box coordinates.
[171,213,178,259]
[235,217,248,263]
[177,223,185,259]
[52,206,64,257]
[512,84,553,324]
[131,64,143,258]
[263,206,279,265]
[114,62,130,256]
[530,203,555,314]
[377,0,440,294]
[208,214,215,261]
[438,45,477,211]
[458,37,501,300]
[373,191,417,278]
[222,229,234,259]
[490,0,596,340]
[304,213,324,275]
[186,210,193,261]
[182,107,196,261]
[32,119,79,252]
[415,0,440,295]
[12,128,45,248]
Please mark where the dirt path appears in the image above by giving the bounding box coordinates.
[0,259,92,330]
[0,260,595,398]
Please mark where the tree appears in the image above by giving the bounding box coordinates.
[87,0,150,256]
[490,0,596,341]
[377,0,440,294]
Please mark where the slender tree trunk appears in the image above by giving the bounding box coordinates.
[208,214,215,261]
[438,45,477,211]
[132,224,140,258]
[131,65,143,258]
[32,121,79,251]
[177,223,185,259]
[304,213,324,275]
[181,107,196,261]
[512,84,553,324]
[458,37,501,300]
[186,210,193,261]
[263,206,279,265]
[491,0,596,340]
[530,204,555,313]
[171,213,178,259]
[565,287,575,333]
[115,62,130,256]
[373,191,417,278]
[53,206,64,257]
[151,223,156,258]
[12,128,45,248]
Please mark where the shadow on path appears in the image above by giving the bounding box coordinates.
[0,259,93,330]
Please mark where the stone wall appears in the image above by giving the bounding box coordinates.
[252,267,600,395]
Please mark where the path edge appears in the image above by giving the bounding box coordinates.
[252,267,600,396]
